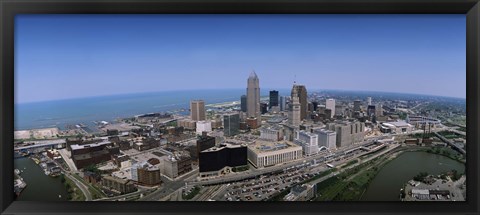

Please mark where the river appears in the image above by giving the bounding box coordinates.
[361,151,465,201]
[14,157,69,201]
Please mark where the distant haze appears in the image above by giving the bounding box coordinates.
[15,14,466,104]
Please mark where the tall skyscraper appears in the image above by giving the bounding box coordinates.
[289,89,301,127]
[190,100,205,122]
[291,84,308,120]
[279,96,286,111]
[367,105,376,116]
[325,99,335,118]
[260,103,268,114]
[223,113,240,137]
[353,100,362,112]
[367,97,372,106]
[376,104,383,116]
[312,101,319,112]
[240,95,247,112]
[269,90,279,108]
[247,71,261,125]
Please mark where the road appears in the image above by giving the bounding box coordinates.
[139,167,199,201]
[187,138,383,187]
[95,187,154,201]
[307,144,400,186]
[65,172,92,201]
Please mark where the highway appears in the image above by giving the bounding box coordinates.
[95,187,154,201]
[139,167,199,201]
[186,138,382,187]
[14,139,66,150]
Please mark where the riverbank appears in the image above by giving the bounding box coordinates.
[311,145,465,201]
[14,157,69,201]
[361,148,465,201]
[314,149,396,201]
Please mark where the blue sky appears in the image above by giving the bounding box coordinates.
[15,14,466,103]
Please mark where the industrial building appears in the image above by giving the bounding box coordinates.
[247,140,302,168]
[70,141,113,169]
[101,175,136,195]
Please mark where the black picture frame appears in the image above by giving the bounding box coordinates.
[1,0,479,214]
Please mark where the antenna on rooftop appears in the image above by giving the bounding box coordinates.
[294,74,297,84]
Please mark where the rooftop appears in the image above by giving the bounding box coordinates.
[383,120,412,127]
[201,143,246,153]
[248,140,300,153]
[71,141,112,150]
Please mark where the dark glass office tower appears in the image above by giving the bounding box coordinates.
[269,90,279,108]
[240,95,247,112]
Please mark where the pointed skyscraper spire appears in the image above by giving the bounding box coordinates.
[249,70,258,79]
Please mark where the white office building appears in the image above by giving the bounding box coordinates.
[326,99,335,118]
[196,120,212,135]
[313,128,337,150]
[295,130,319,156]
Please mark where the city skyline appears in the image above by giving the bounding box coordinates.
[16,14,466,103]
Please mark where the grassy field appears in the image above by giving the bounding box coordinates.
[424,146,465,163]
[314,156,389,201]
[63,175,86,201]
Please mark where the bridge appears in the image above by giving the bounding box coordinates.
[14,139,66,151]
[433,132,466,155]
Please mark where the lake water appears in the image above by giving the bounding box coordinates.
[14,157,69,201]
[361,151,465,201]
[15,89,263,130]
[15,89,294,131]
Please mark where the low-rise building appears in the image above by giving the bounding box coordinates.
[70,141,113,169]
[162,154,192,179]
[101,175,136,195]
[381,120,413,134]
[137,164,161,186]
[283,184,316,201]
[46,149,61,160]
[260,126,284,141]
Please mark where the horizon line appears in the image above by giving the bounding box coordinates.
[16,88,466,105]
